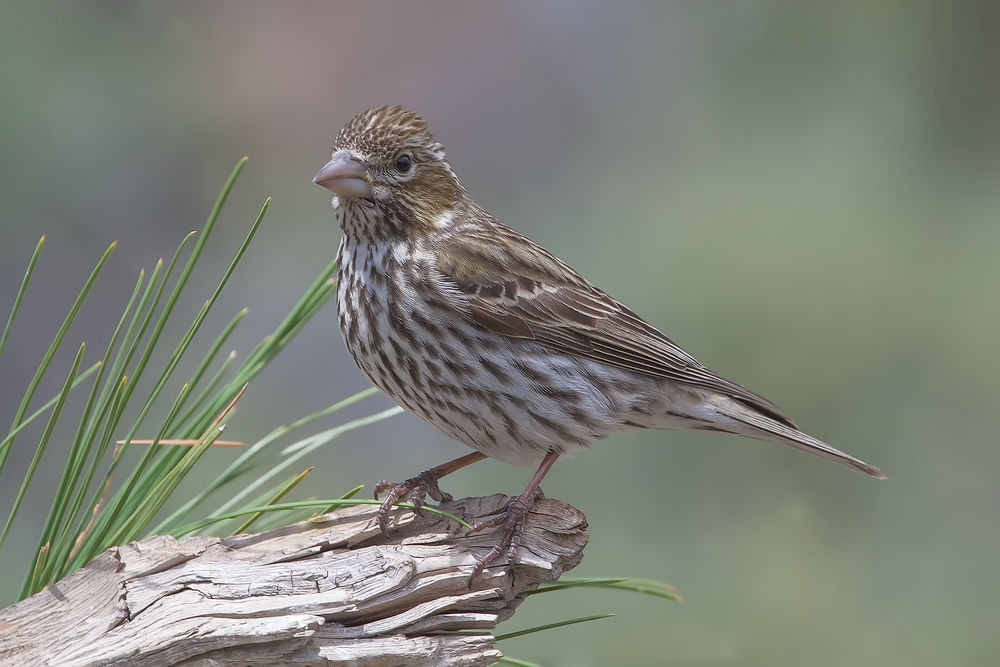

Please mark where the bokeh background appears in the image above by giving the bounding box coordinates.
[1,2,998,665]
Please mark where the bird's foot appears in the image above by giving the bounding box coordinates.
[466,488,545,585]
[374,470,453,537]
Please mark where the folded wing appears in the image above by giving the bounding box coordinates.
[435,220,797,429]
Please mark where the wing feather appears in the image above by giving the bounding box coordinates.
[435,220,796,428]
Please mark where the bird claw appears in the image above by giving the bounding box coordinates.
[374,470,454,537]
[466,488,544,586]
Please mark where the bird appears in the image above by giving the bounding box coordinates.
[314,106,886,583]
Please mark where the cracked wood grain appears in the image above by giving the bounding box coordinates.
[0,495,588,667]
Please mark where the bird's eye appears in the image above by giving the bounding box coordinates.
[395,154,412,174]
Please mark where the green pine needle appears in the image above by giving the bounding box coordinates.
[497,658,548,667]
[169,499,472,538]
[494,613,616,641]
[231,467,313,535]
[531,576,681,602]
[6,342,87,569]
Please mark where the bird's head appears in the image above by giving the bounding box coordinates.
[314,106,465,240]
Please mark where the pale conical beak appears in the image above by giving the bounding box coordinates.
[313,151,372,199]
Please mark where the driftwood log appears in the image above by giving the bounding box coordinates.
[0,495,588,667]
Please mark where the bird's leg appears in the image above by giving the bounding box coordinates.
[467,450,560,585]
[374,451,488,536]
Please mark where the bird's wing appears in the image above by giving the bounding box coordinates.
[434,222,797,428]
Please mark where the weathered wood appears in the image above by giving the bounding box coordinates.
[0,495,588,667]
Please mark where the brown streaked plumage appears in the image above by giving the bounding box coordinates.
[315,106,886,584]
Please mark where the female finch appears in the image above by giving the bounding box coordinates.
[314,106,886,582]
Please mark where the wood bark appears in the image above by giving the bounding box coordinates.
[0,495,588,667]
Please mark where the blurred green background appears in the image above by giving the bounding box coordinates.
[1,2,998,665]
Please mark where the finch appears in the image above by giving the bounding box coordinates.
[314,106,886,582]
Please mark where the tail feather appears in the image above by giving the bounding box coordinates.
[709,397,888,479]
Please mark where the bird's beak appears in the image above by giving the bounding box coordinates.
[313,150,372,199]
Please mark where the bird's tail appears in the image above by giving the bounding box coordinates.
[707,395,887,479]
